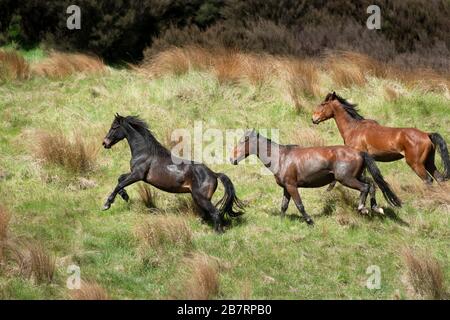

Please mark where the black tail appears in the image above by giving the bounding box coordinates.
[216,173,245,218]
[361,152,402,207]
[429,132,450,179]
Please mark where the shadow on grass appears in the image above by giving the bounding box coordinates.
[377,207,410,227]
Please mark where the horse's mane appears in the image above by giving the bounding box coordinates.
[328,93,364,120]
[123,116,170,156]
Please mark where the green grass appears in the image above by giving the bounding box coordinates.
[0,65,449,299]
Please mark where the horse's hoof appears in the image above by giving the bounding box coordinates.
[359,208,369,215]
[215,227,224,234]
[306,218,314,226]
[372,206,384,215]
[102,203,111,211]
[121,193,129,202]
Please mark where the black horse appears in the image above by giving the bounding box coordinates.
[102,114,244,232]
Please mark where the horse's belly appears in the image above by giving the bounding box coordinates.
[298,171,334,188]
[371,152,404,162]
[146,165,191,193]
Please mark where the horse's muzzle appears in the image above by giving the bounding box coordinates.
[312,118,320,125]
[230,158,238,165]
[102,139,111,149]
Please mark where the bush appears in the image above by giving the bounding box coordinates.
[2,0,449,69]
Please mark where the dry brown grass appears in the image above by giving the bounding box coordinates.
[142,46,275,86]
[389,177,450,209]
[212,50,243,85]
[396,68,450,95]
[0,206,11,264]
[31,52,105,79]
[35,130,98,173]
[70,280,110,300]
[134,215,192,252]
[141,46,213,77]
[8,240,55,283]
[138,184,158,209]
[240,53,276,87]
[0,50,30,81]
[401,247,447,299]
[173,252,220,300]
[290,127,325,147]
[325,52,368,88]
[282,58,321,111]
[384,84,402,102]
[176,196,203,216]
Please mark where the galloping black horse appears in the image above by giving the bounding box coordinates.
[102,114,244,232]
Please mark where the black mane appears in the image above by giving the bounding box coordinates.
[123,116,170,156]
[328,93,364,120]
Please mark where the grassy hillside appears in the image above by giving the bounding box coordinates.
[0,48,449,299]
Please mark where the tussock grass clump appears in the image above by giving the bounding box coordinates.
[0,50,30,81]
[389,178,450,208]
[134,215,192,252]
[283,58,321,111]
[176,197,203,216]
[173,252,220,300]
[8,241,55,284]
[35,131,98,173]
[401,247,447,299]
[138,184,158,209]
[325,52,367,88]
[70,281,110,300]
[384,84,402,102]
[0,206,11,263]
[31,52,105,79]
[142,46,213,77]
[397,68,450,95]
[290,128,325,147]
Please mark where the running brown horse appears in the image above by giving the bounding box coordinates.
[230,130,402,225]
[102,114,244,232]
[312,92,450,184]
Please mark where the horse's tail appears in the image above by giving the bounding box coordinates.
[429,132,450,179]
[216,173,245,218]
[361,152,402,207]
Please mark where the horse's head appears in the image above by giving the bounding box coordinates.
[312,92,339,124]
[230,130,258,165]
[103,113,127,149]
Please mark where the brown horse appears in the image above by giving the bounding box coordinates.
[312,92,450,184]
[230,130,402,225]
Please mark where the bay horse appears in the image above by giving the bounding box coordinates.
[230,130,402,225]
[102,114,244,232]
[312,92,450,184]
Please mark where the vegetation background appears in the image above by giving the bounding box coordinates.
[0,0,449,299]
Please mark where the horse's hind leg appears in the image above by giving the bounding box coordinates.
[405,146,433,184]
[425,148,444,182]
[191,184,223,233]
[360,176,384,214]
[339,177,370,215]
[285,185,313,225]
[326,181,336,192]
[280,188,291,218]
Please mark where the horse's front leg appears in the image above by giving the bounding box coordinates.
[102,171,143,210]
[117,173,130,202]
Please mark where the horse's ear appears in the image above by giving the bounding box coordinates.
[332,91,337,99]
[115,113,123,121]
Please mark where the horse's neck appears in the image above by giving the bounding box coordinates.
[125,126,151,159]
[255,136,281,174]
[333,106,357,142]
